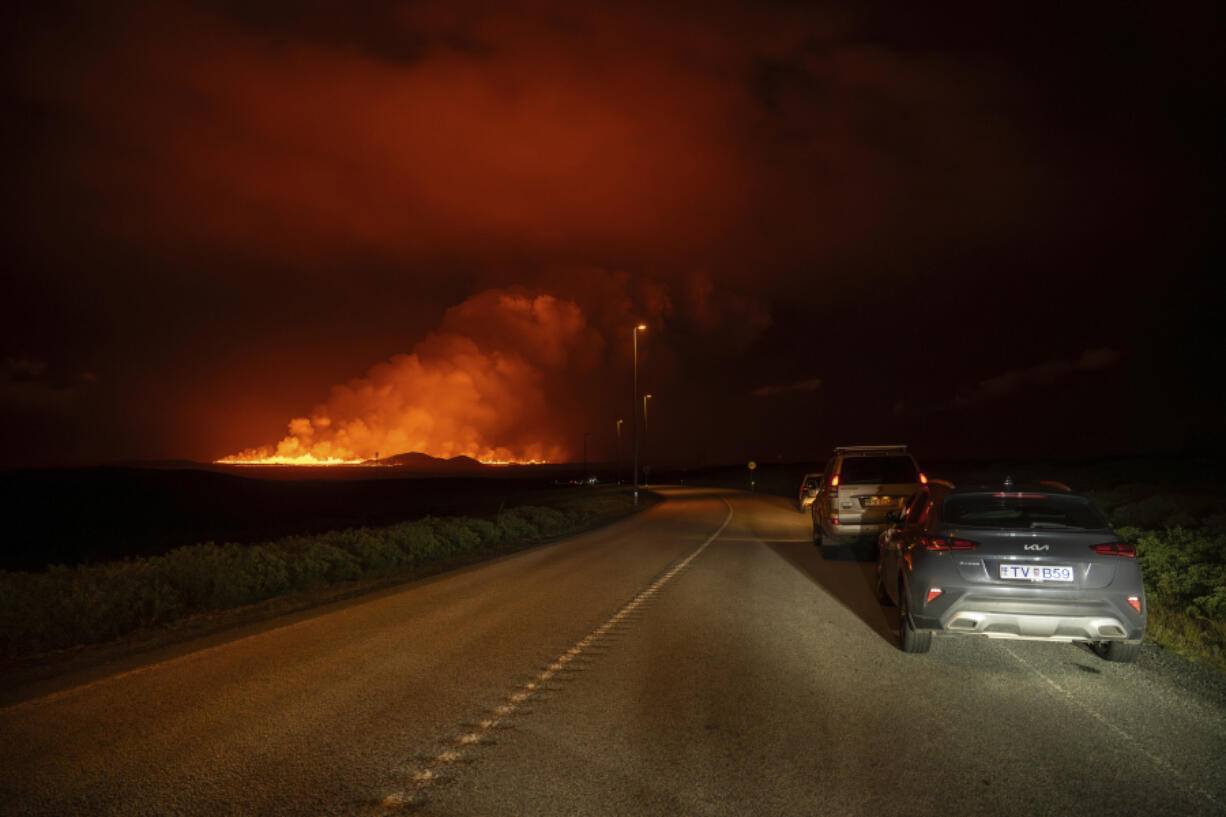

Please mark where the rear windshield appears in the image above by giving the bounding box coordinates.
[838,456,918,485]
[940,494,1109,531]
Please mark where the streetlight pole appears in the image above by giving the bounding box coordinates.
[632,323,647,504]
[615,418,624,484]
[642,394,653,488]
[582,431,592,484]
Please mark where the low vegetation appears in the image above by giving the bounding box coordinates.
[1076,482,1225,669]
[0,488,640,663]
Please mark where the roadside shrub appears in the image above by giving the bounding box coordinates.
[1128,526,1226,621]
[387,520,445,563]
[296,540,361,586]
[323,528,410,573]
[514,506,572,537]
[497,508,540,541]
[0,488,639,661]
[426,517,483,553]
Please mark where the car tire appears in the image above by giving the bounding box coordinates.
[1095,640,1141,663]
[898,581,932,654]
[874,565,893,606]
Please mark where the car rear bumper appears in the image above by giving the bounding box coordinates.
[820,521,887,539]
[912,591,1145,642]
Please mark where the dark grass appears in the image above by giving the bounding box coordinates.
[0,465,616,571]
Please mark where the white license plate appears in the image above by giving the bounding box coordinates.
[1000,564,1074,582]
[861,496,896,507]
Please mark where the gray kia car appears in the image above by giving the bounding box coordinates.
[875,479,1146,661]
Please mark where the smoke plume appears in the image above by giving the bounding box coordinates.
[222,289,604,464]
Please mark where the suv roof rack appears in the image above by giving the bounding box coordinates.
[833,444,909,455]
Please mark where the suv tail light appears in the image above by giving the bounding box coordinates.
[1091,542,1136,558]
[921,536,978,551]
[827,473,840,498]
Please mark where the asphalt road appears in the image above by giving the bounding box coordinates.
[2,487,1224,816]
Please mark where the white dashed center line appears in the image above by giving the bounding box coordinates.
[379,498,734,810]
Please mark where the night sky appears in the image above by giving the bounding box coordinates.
[3,1,1222,468]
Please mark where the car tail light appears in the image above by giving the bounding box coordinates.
[921,536,978,551]
[919,473,928,485]
[827,473,840,498]
[1127,595,1142,613]
[1091,542,1136,557]
[925,587,943,604]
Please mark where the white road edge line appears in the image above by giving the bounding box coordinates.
[381,496,735,809]
[1000,643,1224,812]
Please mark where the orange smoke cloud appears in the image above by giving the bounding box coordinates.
[221,289,603,465]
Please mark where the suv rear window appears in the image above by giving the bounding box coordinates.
[940,495,1108,531]
[837,456,918,485]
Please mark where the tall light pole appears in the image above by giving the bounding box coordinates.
[582,431,592,484]
[632,322,647,504]
[642,394,653,489]
[615,418,624,484]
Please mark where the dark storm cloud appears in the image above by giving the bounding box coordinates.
[0,358,97,412]
[947,348,1122,410]
[751,378,822,398]
[8,0,1027,272]
[894,348,1123,417]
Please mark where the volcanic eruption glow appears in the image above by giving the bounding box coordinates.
[217,289,601,467]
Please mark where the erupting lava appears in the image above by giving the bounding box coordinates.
[216,452,367,466]
[217,290,600,467]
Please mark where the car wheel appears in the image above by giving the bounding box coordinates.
[1094,640,1141,663]
[897,580,932,653]
[874,565,893,606]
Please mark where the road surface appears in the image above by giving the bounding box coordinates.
[2,487,1224,816]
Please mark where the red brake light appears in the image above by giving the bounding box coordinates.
[1127,595,1142,613]
[992,492,1046,498]
[830,474,839,488]
[921,536,978,551]
[925,588,943,604]
[1091,542,1136,558]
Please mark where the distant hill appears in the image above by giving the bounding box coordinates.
[363,452,488,472]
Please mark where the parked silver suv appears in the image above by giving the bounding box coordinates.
[812,445,924,559]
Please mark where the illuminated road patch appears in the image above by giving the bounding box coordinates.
[378,498,734,811]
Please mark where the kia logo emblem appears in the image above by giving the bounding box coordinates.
[1024,544,1050,551]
